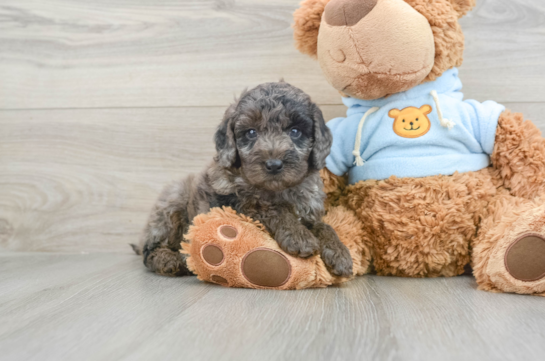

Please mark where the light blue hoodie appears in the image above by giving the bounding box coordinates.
[325,68,506,184]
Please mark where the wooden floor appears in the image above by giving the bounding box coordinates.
[1,252,544,361]
[1,0,545,360]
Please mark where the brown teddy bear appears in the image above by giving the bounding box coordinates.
[183,0,545,295]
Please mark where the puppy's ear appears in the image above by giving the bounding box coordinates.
[214,102,238,168]
[309,103,332,170]
[293,0,331,58]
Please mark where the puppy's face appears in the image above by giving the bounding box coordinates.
[234,99,314,191]
[215,82,332,192]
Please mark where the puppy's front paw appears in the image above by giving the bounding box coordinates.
[321,242,353,277]
[276,226,320,258]
[145,247,192,277]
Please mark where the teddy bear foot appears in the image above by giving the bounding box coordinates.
[474,203,545,296]
[505,234,545,283]
[182,207,342,290]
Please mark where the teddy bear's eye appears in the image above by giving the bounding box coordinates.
[416,118,419,121]
[402,120,405,123]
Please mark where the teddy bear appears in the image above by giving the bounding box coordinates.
[182,0,545,295]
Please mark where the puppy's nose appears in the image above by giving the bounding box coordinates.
[324,0,378,26]
[265,159,284,174]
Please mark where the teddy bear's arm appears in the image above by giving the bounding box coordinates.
[320,167,349,208]
[321,168,346,193]
[491,110,545,199]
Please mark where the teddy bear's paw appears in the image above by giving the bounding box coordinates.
[505,234,545,283]
[480,204,545,295]
[184,208,327,289]
[240,248,291,288]
[199,226,292,288]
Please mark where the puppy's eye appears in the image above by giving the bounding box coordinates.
[416,118,419,121]
[290,128,302,139]
[246,129,258,139]
[402,120,405,123]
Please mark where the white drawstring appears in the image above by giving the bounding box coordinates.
[353,107,380,167]
[430,90,455,130]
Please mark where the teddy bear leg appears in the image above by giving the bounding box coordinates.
[472,191,545,295]
[182,207,361,290]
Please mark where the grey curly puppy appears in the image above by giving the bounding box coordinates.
[133,82,353,277]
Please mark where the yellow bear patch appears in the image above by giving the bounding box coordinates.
[388,105,432,139]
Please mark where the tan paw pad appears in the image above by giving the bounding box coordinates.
[505,234,545,282]
[241,248,291,288]
[210,275,229,286]
[201,245,224,266]
[218,225,238,240]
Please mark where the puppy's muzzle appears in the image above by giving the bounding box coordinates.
[265,159,284,175]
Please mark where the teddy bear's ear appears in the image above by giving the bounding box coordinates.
[293,0,331,58]
[420,105,432,114]
[450,0,477,18]
[388,109,401,118]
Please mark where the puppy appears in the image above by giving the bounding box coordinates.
[134,82,353,277]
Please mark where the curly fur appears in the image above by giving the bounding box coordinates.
[323,109,545,294]
[320,167,348,208]
[344,168,497,277]
[292,0,545,295]
[293,0,330,57]
[491,110,545,199]
[470,190,540,294]
[404,0,469,83]
[136,82,352,277]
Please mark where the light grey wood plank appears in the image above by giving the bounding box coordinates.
[0,107,220,252]
[0,253,544,361]
[0,0,334,109]
[0,0,544,110]
[459,0,545,102]
[1,102,544,253]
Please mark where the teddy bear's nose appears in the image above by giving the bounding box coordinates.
[324,0,378,26]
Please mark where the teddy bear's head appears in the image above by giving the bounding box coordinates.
[293,0,476,100]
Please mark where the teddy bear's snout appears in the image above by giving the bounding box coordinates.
[324,0,378,27]
[317,0,436,100]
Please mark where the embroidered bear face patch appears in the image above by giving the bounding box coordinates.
[388,105,432,139]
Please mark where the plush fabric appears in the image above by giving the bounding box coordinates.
[183,207,333,290]
[183,206,369,289]
[345,168,497,277]
[317,0,436,99]
[294,0,470,99]
[491,111,545,199]
[325,68,506,182]
[293,0,330,58]
[183,0,545,294]
[403,0,470,83]
[471,190,545,295]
